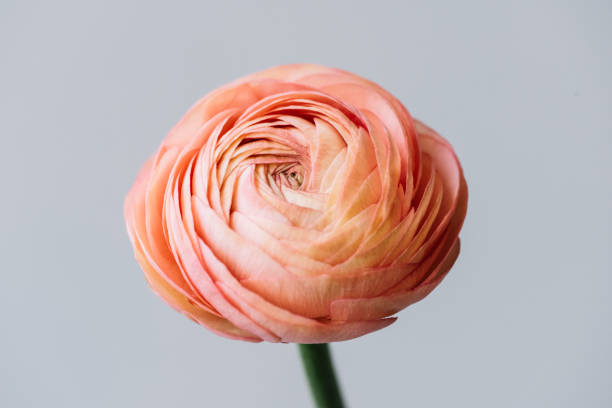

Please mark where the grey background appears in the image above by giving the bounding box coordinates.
[2,1,610,407]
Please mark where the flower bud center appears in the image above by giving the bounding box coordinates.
[275,163,305,190]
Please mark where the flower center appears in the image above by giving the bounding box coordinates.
[275,163,305,190]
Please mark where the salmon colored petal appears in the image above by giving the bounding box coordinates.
[329,239,461,321]
[132,229,262,342]
[165,175,281,342]
[217,281,397,343]
[124,162,261,341]
[126,158,202,304]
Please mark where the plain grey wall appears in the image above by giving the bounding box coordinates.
[2,1,610,407]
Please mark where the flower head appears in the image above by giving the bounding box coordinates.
[124,64,468,343]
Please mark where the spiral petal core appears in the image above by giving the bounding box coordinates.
[124,64,468,343]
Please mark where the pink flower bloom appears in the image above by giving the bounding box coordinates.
[124,64,468,343]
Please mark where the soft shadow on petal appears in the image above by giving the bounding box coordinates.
[329,239,461,321]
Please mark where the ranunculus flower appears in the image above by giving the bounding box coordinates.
[124,64,467,343]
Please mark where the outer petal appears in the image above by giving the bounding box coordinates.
[124,160,261,342]
[329,239,461,321]
[328,122,468,322]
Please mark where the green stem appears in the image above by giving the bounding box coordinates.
[298,344,345,408]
